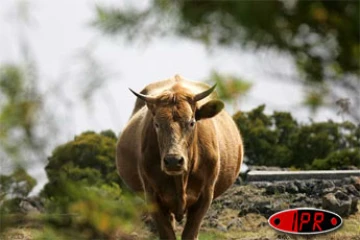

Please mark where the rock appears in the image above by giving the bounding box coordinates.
[345,184,360,197]
[208,219,219,228]
[322,191,355,217]
[265,183,286,195]
[19,196,44,214]
[285,182,299,194]
[343,177,352,185]
[20,200,40,213]
[216,223,227,232]
[350,176,360,191]
[257,221,267,228]
[305,180,316,194]
[312,180,335,196]
[294,180,307,193]
[249,181,272,188]
[249,166,286,171]
[235,176,243,185]
[223,199,233,207]
[350,197,358,214]
[227,218,242,230]
[335,190,349,200]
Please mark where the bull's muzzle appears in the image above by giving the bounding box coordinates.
[163,154,185,175]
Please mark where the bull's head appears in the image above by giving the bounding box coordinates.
[129,84,224,175]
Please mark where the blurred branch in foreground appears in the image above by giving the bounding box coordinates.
[93,0,360,122]
[206,71,252,112]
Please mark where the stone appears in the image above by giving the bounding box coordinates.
[265,183,286,195]
[249,181,272,188]
[216,223,227,232]
[350,197,358,214]
[285,182,299,194]
[322,191,353,217]
[294,180,307,193]
[313,180,335,196]
[350,176,360,191]
[346,184,360,197]
[19,196,44,214]
[227,218,242,230]
[343,177,352,185]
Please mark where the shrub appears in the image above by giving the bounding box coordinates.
[312,149,360,170]
[41,130,121,198]
[38,130,149,239]
[233,105,360,169]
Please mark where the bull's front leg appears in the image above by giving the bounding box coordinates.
[181,189,213,240]
[151,195,176,240]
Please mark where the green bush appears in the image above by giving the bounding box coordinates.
[312,149,360,170]
[41,130,122,198]
[233,105,360,169]
[38,130,149,239]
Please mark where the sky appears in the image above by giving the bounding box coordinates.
[0,0,344,194]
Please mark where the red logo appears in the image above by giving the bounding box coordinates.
[268,208,342,234]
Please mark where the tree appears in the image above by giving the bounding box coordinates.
[93,0,360,121]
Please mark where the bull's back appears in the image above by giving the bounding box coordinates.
[213,111,243,198]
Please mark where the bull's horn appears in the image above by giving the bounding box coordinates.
[129,88,157,103]
[194,84,217,102]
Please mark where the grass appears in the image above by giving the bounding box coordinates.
[1,209,359,240]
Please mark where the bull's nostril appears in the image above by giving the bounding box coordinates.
[178,158,184,165]
[164,158,170,166]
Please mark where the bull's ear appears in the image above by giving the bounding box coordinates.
[195,100,224,120]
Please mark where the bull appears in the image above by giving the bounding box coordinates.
[116,75,243,239]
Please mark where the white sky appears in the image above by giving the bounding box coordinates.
[0,0,343,193]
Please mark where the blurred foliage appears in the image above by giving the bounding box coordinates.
[207,71,252,111]
[39,130,148,239]
[40,180,147,239]
[0,64,46,166]
[233,105,360,169]
[0,167,37,200]
[0,168,37,214]
[1,131,149,239]
[94,0,360,121]
[41,130,122,198]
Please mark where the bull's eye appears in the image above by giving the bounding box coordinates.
[154,122,159,128]
[189,119,196,128]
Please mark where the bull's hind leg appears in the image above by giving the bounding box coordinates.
[181,190,213,240]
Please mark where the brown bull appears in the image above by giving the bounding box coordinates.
[116,75,243,240]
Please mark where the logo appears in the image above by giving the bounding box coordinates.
[268,208,343,234]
